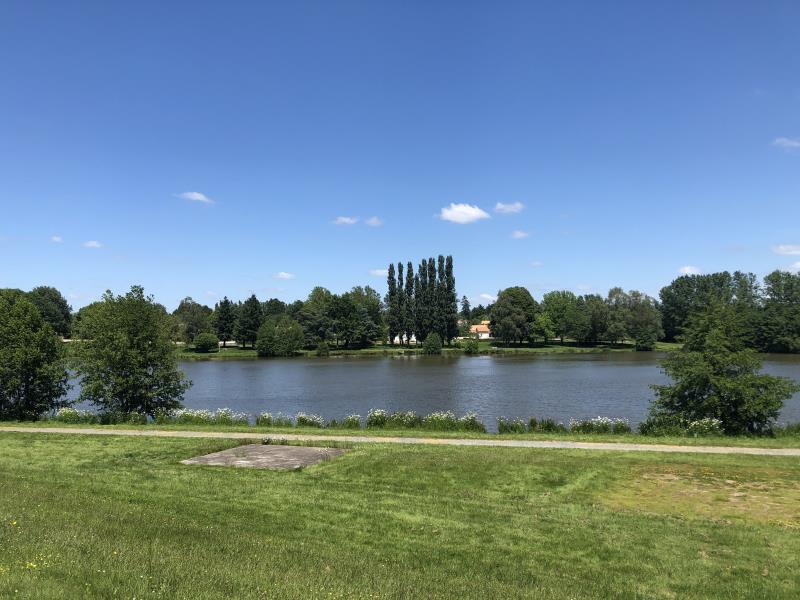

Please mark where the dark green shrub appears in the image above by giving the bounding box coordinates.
[463,337,480,355]
[422,333,443,355]
[315,341,330,357]
[193,332,219,353]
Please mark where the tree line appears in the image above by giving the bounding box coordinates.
[3,267,800,358]
[487,286,663,350]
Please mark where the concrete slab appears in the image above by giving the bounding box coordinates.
[180,444,348,470]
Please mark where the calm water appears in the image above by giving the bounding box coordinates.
[152,353,800,430]
[69,353,800,430]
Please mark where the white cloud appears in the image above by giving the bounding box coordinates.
[530,260,544,267]
[773,137,800,150]
[479,293,497,302]
[333,216,358,225]
[273,272,295,280]
[365,216,383,227]
[439,203,490,224]
[511,230,529,239]
[678,265,702,275]
[369,268,388,277]
[50,235,63,243]
[772,244,800,256]
[495,201,524,214]
[175,191,214,204]
[789,262,800,273]
[82,240,103,248]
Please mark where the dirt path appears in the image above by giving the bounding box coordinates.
[1,426,799,456]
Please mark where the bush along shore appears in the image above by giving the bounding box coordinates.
[41,407,800,438]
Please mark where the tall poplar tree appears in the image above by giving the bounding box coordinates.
[404,262,415,344]
[386,263,398,344]
[445,255,459,343]
[396,262,405,345]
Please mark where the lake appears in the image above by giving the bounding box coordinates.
[144,353,800,430]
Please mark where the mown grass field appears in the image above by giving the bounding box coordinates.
[1,433,799,598]
[175,340,682,360]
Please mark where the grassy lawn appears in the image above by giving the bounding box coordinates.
[0,433,798,599]
[175,340,682,360]
[6,420,800,448]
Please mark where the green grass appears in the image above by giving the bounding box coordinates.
[6,420,800,448]
[175,340,683,360]
[0,433,798,598]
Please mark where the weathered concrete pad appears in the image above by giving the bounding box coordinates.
[181,444,347,470]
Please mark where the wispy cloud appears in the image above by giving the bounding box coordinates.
[365,216,383,227]
[175,191,214,204]
[789,262,800,273]
[530,260,544,267]
[479,293,497,303]
[439,203,490,224]
[369,268,388,277]
[511,230,529,239]
[82,240,103,248]
[772,244,800,256]
[773,137,800,151]
[495,201,524,214]
[273,272,295,280]
[50,235,63,243]
[678,265,702,275]
[333,216,358,225]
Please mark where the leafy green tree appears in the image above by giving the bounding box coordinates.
[0,295,70,420]
[172,297,212,342]
[648,304,800,434]
[626,291,663,350]
[213,296,236,347]
[565,296,592,343]
[490,287,538,344]
[422,332,443,355]
[235,294,263,348]
[757,270,800,353]
[256,315,305,357]
[193,332,219,353]
[297,287,334,345]
[28,286,72,338]
[658,271,758,342]
[606,287,630,344]
[74,286,190,417]
[330,287,383,348]
[532,313,555,343]
[584,294,609,342]
[262,298,287,318]
[541,291,577,343]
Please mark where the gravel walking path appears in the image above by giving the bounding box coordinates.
[2,426,799,456]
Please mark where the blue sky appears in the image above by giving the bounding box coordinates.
[2,1,799,310]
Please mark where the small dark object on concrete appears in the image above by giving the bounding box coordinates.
[181,444,347,470]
